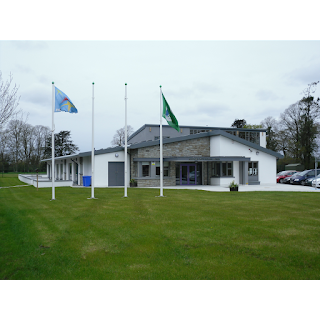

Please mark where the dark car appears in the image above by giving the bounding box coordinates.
[276,170,298,183]
[305,173,320,186]
[290,169,320,185]
[283,173,299,184]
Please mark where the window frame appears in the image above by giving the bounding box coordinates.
[142,161,150,177]
[211,161,233,178]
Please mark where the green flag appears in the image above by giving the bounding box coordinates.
[162,93,180,132]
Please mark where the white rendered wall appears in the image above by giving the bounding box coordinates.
[210,135,277,184]
[44,152,130,187]
[18,174,73,188]
[260,132,266,148]
[92,151,130,187]
[82,157,91,176]
[257,153,277,184]
[233,160,240,183]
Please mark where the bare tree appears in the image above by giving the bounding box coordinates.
[111,125,134,147]
[0,71,20,130]
[7,113,28,172]
[33,125,51,163]
[21,123,35,172]
[279,102,303,159]
[0,128,10,173]
[260,116,279,152]
[279,82,320,168]
[299,81,320,168]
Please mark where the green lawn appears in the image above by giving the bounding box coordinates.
[1,175,320,279]
[0,173,29,188]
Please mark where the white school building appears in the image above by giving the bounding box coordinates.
[37,124,283,188]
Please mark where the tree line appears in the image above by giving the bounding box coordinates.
[232,82,320,170]
[0,72,79,173]
[0,115,79,173]
[0,114,51,172]
[1,71,319,173]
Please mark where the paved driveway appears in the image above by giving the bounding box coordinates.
[162,184,320,192]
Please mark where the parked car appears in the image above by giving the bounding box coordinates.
[312,176,320,188]
[276,170,298,183]
[283,172,300,184]
[304,173,320,186]
[290,169,320,185]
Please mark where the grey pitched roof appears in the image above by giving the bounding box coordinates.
[42,128,283,161]
[127,130,283,159]
[42,153,79,162]
[41,147,124,162]
[128,123,267,141]
[79,146,124,157]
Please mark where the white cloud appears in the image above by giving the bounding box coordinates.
[10,41,48,50]
[285,63,320,85]
[2,40,320,152]
[20,85,50,105]
[256,90,279,101]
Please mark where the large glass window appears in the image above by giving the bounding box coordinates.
[211,162,233,177]
[142,162,150,177]
[156,161,169,176]
[190,129,210,135]
[237,131,260,144]
[211,162,220,177]
[248,162,258,176]
[164,162,169,176]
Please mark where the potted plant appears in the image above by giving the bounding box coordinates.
[229,180,239,192]
[130,179,137,187]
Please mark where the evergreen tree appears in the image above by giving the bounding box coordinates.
[44,130,79,158]
[231,119,246,128]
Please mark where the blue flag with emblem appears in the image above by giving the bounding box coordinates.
[55,87,78,113]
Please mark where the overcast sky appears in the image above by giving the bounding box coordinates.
[1,2,320,153]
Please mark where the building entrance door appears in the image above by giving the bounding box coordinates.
[108,162,124,186]
[180,164,197,185]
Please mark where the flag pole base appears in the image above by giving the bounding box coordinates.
[50,199,56,201]
[156,195,166,198]
[87,197,98,200]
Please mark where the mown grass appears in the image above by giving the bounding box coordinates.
[1,176,320,279]
[0,173,29,187]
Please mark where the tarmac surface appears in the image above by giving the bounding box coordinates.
[14,174,320,192]
[161,183,320,192]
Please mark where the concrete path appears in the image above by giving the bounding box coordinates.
[161,184,320,192]
[0,185,32,189]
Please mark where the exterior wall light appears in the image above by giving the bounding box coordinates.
[256,151,259,155]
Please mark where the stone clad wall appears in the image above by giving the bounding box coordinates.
[130,137,210,187]
[137,137,210,158]
[130,149,138,178]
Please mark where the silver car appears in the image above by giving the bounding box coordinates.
[311,175,320,188]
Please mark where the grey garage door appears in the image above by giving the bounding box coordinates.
[108,162,124,186]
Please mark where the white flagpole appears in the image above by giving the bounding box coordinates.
[51,82,55,200]
[160,85,164,197]
[124,83,128,197]
[89,82,96,199]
